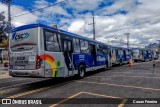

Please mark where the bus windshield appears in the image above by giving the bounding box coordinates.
[10,28,38,52]
[132,49,139,54]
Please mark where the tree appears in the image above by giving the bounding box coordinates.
[0,11,9,49]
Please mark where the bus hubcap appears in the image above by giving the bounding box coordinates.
[80,68,84,77]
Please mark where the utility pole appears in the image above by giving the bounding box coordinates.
[93,15,96,40]
[124,33,130,49]
[88,13,96,40]
[8,0,11,36]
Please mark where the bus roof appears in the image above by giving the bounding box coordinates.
[11,23,109,46]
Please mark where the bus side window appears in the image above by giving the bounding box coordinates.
[68,41,71,52]
[97,45,103,55]
[80,40,89,54]
[44,30,61,52]
[63,41,68,54]
[73,38,80,53]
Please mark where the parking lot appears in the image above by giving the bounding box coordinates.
[0,61,160,107]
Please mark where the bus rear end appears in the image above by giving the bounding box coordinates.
[132,49,143,61]
[9,26,44,77]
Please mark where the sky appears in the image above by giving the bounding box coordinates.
[0,0,160,48]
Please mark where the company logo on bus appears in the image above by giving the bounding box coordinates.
[12,32,30,41]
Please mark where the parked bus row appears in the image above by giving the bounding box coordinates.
[132,48,159,62]
[9,24,159,78]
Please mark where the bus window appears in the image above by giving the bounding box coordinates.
[143,50,147,54]
[118,50,123,55]
[64,41,67,51]
[80,40,89,53]
[133,49,139,54]
[10,28,38,52]
[68,41,71,51]
[44,31,61,52]
[73,38,80,53]
[97,45,104,55]
[128,50,131,55]
[125,50,129,55]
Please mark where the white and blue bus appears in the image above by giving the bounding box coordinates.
[132,48,154,62]
[9,24,111,78]
[153,51,159,59]
[111,46,132,65]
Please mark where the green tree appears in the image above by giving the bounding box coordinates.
[0,11,9,49]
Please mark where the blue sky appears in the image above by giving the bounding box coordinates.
[10,0,118,26]
[1,0,160,47]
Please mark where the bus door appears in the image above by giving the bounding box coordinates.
[123,50,127,61]
[62,39,74,74]
[116,49,118,60]
[90,44,97,66]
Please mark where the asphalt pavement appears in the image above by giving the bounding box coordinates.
[0,60,160,107]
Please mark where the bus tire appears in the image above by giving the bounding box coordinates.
[77,65,86,79]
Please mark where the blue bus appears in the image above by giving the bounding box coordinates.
[141,49,153,61]
[153,51,159,59]
[132,48,144,62]
[148,50,154,61]
[132,48,154,62]
[122,48,132,64]
[9,23,111,78]
[111,47,132,65]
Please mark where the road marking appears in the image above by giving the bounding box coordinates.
[7,86,51,98]
[77,80,160,91]
[5,80,73,98]
[87,75,160,79]
[0,73,11,79]
[49,92,83,107]
[49,91,124,107]
[81,91,121,99]
[118,99,128,107]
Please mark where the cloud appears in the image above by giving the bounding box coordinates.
[66,0,160,47]
[1,0,160,48]
[0,3,38,27]
[66,0,104,12]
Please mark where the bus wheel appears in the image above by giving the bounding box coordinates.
[78,65,85,79]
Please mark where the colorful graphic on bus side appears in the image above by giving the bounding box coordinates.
[40,54,60,77]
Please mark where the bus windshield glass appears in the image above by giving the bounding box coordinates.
[132,49,139,54]
[10,28,38,52]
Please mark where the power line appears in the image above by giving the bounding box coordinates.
[11,0,68,18]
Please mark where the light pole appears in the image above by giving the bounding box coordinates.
[88,13,96,40]
[124,33,130,49]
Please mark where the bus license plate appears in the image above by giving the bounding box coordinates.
[17,66,25,69]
